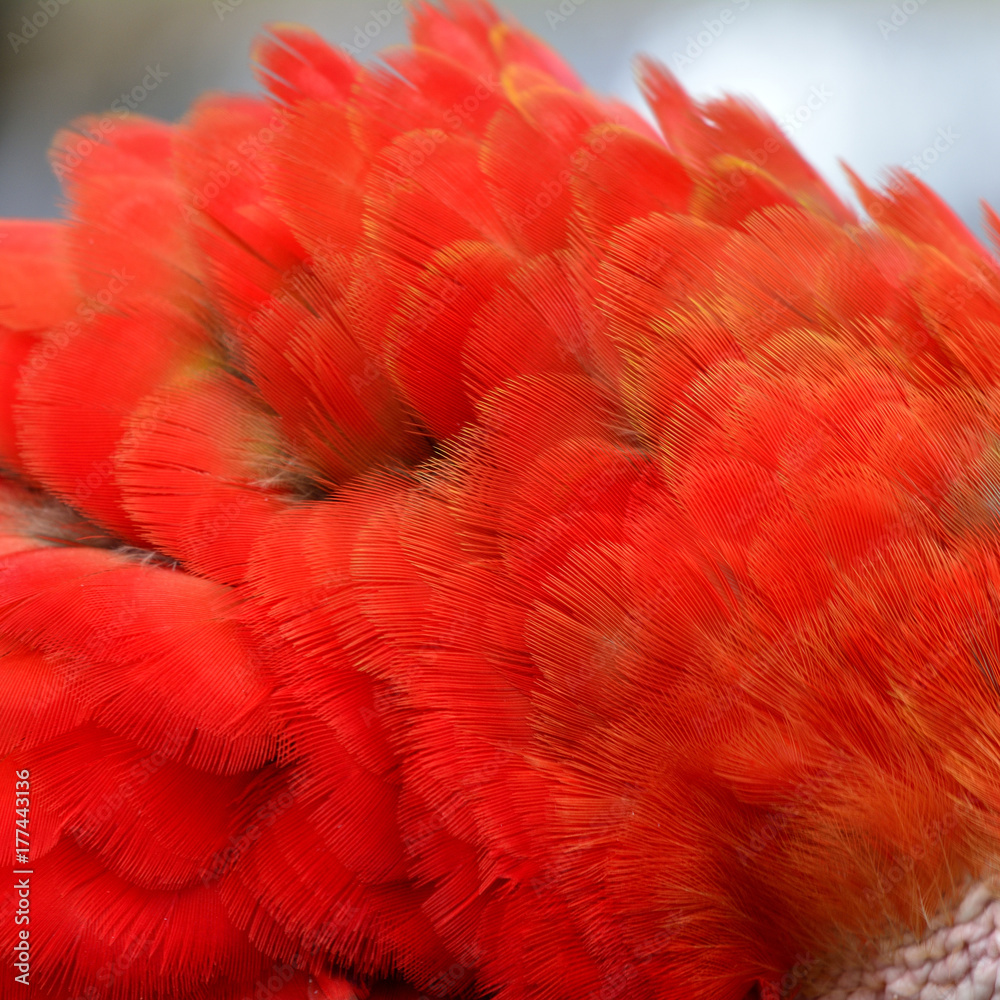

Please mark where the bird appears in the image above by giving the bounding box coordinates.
[3,2,1000,998]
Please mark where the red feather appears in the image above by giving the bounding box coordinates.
[5,3,1000,1000]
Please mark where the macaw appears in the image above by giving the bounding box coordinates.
[2,3,1000,999]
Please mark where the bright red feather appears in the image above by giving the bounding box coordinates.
[3,3,1000,999]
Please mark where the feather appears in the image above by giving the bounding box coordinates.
[6,2,1000,999]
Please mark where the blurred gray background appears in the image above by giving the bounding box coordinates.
[1,0,998,238]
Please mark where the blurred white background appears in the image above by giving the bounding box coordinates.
[0,0,997,238]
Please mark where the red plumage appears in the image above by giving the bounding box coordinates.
[3,3,1000,999]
